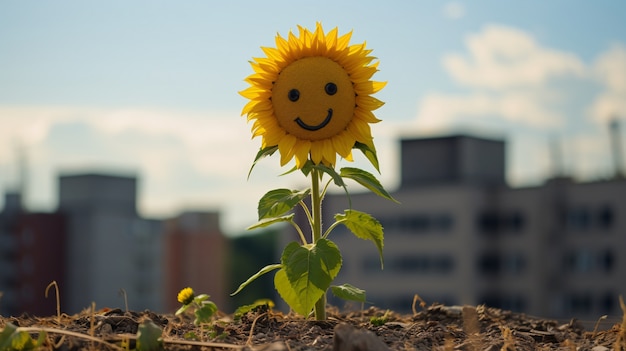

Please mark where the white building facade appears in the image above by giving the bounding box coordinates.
[295,135,625,321]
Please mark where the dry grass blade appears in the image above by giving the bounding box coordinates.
[411,293,426,316]
[163,337,245,349]
[247,312,269,345]
[616,295,626,351]
[16,327,124,351]
[462,305,481,351]
[44,281,62,325]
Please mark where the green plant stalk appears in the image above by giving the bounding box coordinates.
[311,168,326,320]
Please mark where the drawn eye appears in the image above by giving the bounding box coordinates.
[288,89,300,102]
[325,82,337,95]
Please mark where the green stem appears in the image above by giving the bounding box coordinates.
[289,219,308,245]
[322,219,346,239]
[311,168,326,320]
[298,200,314,237]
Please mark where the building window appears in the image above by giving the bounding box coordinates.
[565,292,593,315]
[396,256,430,272]
[379,213,453,235]
[566,207,591,231]
[370,254,455,275]
[477,211,525,235]
[564,249,614,274]
[477,252,500,275]
[564,250,593,273]
[597,205,614,230]
[598,249,614,273]
[477,212,499,234]
[507,212,525,233]
[477,252,525,276]
[599,292,615,314]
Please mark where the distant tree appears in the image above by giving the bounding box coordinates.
[228,228,279,310]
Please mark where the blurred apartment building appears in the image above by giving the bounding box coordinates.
[307,134,625,321]
[0,173,228,316]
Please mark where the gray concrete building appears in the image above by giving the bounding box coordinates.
[309,134,625,321]
[58,173,164,313]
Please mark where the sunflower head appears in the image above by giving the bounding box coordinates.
[240,23,386,170]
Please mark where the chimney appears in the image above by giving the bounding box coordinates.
[609,118,625,179]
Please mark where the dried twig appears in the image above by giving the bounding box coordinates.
[44,281,61,325]
[17,327,124,351]
[247,312,269,345]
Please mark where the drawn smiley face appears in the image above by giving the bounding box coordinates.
[272,57,355,141]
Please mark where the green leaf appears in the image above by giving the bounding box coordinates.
[354,141,379,173]
[247,213,295,230]
[231,263,282,296]
[276,240,342,316]
[335,210,384,268]
[193,294,210,303]
[299,160,317,177]
[194,301,218,324]
[0,323,45,351]
[175,303,192,316]
[340,167,399,203]
[279,165,299,176]
[274,268,307,315]
[312,164,345,188]
[136,320,164,351]
[248,146,278,179]
[183,331,199,340]
[331,284,366,302]
[257,188,310,220]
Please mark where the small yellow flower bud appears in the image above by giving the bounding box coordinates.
[177,287,195,305]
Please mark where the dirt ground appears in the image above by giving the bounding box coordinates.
[1,304,625,350]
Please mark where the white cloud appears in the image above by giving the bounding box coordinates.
[415,91,564,132]
[413,24,626,186]
[589,43,626,123]
[0,105,269,231]
[415,24,591,131]
[0,105,401,234]
[443,24,586,89]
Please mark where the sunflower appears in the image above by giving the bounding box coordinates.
[240,22,386,169]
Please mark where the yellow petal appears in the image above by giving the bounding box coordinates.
[278,134,297,166]
[321,139,336,166]
[310,141,323,164]
[347,118,373,142]
[354,107,382,124]
[356,95,385,111]
[331,132,351,158]
[293,139,311,169]
[354,80,387,95]
[336,30,353,52]
[343,151,354,162]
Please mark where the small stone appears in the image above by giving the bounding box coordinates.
[98,322,113,335]
[333,323,390,351]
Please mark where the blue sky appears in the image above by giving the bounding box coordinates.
[1,1,625,234]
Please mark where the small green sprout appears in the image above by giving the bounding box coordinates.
[175,287,218,325]
[370,310,391,326]
[234,299,275,321]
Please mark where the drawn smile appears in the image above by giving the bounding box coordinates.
[294,109,333,131]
